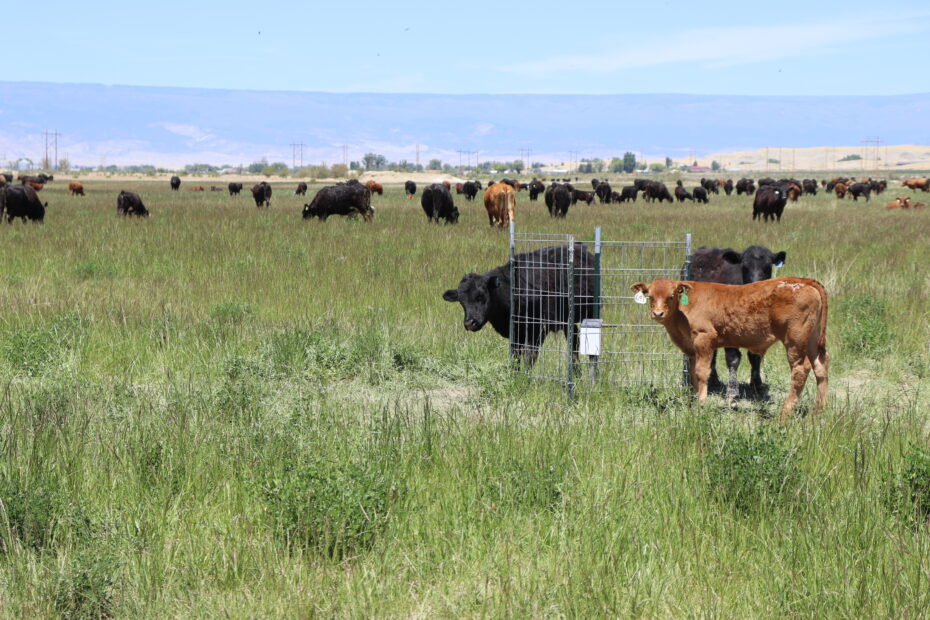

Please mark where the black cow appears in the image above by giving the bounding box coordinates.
[500,178,519,189]
[442,244,596,365]
[404,180,417,199]
[723,179,734,196]
[752,185,788,222]
[632,179,651,191]
[590,178,600,189]
[251,182,272,207]
[303,182,373,221]
[295,182,308,196]
[421,183,460,224]
[572,189,595,205]
[595,181,612,204]
[847,182,871,201]
[736,178,756,195]
[674,182,693,202]
[116,190,149,217]
[701,178,720,194]
[545,183,572,217]
[643,181,674,203]
[170,176,181,191]
[1,173,12,183]
[463,181,481,201]
[0,185,46,223]
[802,179,818,196]
[527,179,546,201]
[688,245,787,401]
[618,185,638,202]
[693,186,709,203]
[228,182,243,196]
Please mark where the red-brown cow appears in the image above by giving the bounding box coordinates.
[68,181,85,196]
[365,180,383,195]
[630,277,829,420]
[483,183,516,228]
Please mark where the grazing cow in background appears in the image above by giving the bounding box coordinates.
[834,182,848,199]
[753,185,788,221]
[455,183,464,194]
[902,177,930,192]
[68,181,85,196]
[484,182,516,227]
[786,183,802,202]
[228,182,243,195]
[421,183,460,224]
[688,245,787,401]
[443,244,595,365]
[527,179,546,201]
[463,181,481,201]
[1,185,46,223]
[170,176,181,191]
[802,179,818,195]
[723,179,734,195]
[618,185,638,202]
[674,181,693,202]
[441,180,451,190]
[210,186,223,192]
[188,186,205,192]
[736,178,755,195]
[25,181,44,191]
[545,183,572,218]
[630,277,829,420]
[595,181,612,204]
[295,182,308,196]
[303,182,373,221]
[117,190,149,217]
[404,180,417,199]
[365,180,383,195]
[701,178,720,194]
[693,186,709,203]
[251,182,272,207]
[643,181,674,203]
[847,182,871,201]
[572,189,595,205]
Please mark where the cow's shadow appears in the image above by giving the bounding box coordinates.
[706,379,772,403]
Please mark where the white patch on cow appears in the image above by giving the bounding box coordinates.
[777,281,805,291]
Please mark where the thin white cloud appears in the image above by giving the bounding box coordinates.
[503,14,930,74]
[153,122,214,143]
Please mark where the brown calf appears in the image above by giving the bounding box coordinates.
[885,196,911,209]
[365,180,383,195]
[630,277,829,420]
[68,181,85,196]
[834,182,847,199]
[902,177,930,192]
[483,183,516,228]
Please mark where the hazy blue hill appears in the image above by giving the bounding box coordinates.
[1,81,928,166]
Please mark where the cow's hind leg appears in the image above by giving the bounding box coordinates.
[780,345,812,421]
[810,336,829,413]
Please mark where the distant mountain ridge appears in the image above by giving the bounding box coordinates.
[1,81,928,167]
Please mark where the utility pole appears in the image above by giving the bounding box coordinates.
[415,143,420,170]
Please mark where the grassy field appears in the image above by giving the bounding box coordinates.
[1,177,929,617]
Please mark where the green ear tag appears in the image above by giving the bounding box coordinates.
[680,294,689,306]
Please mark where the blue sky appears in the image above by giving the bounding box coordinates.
[12,0,930,95]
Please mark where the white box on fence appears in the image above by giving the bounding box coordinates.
[579,319,602,357]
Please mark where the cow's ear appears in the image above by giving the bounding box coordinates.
[442,290,459,302]
[677,283,693,296]
[721,250,742,264]
[488,276,502,289]
[630,282,649,294]
[773,251,786,268]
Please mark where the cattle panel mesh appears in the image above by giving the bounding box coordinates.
[509,225,692,398]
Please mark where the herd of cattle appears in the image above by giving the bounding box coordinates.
[1,170,928,224]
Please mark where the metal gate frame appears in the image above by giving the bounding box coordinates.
[509,222,693,399]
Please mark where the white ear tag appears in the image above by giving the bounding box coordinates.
[774,261,784,269]
[634,291,647,304]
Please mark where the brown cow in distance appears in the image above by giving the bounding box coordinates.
[902,177,930,192]
[834,182,848,199]
[484,183,516,228]
[68,181,85,196]
[25,181,44,191]
[630,277,829,421]
[365,180,383,195]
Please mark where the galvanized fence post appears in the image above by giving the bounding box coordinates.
[509,220,516,363]
[682,232,693,387]
[566,237,575,400]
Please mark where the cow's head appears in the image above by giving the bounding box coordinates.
[302,204,317,219]
[722,246,787,283]
[449,207,460,223]
[630,279,691,324]
[443,272,502,331]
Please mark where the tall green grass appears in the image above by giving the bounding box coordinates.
[0,177,928,616]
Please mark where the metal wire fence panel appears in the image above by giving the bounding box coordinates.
[509,225,692,398]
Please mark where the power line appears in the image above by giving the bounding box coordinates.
[289,142,306,169]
